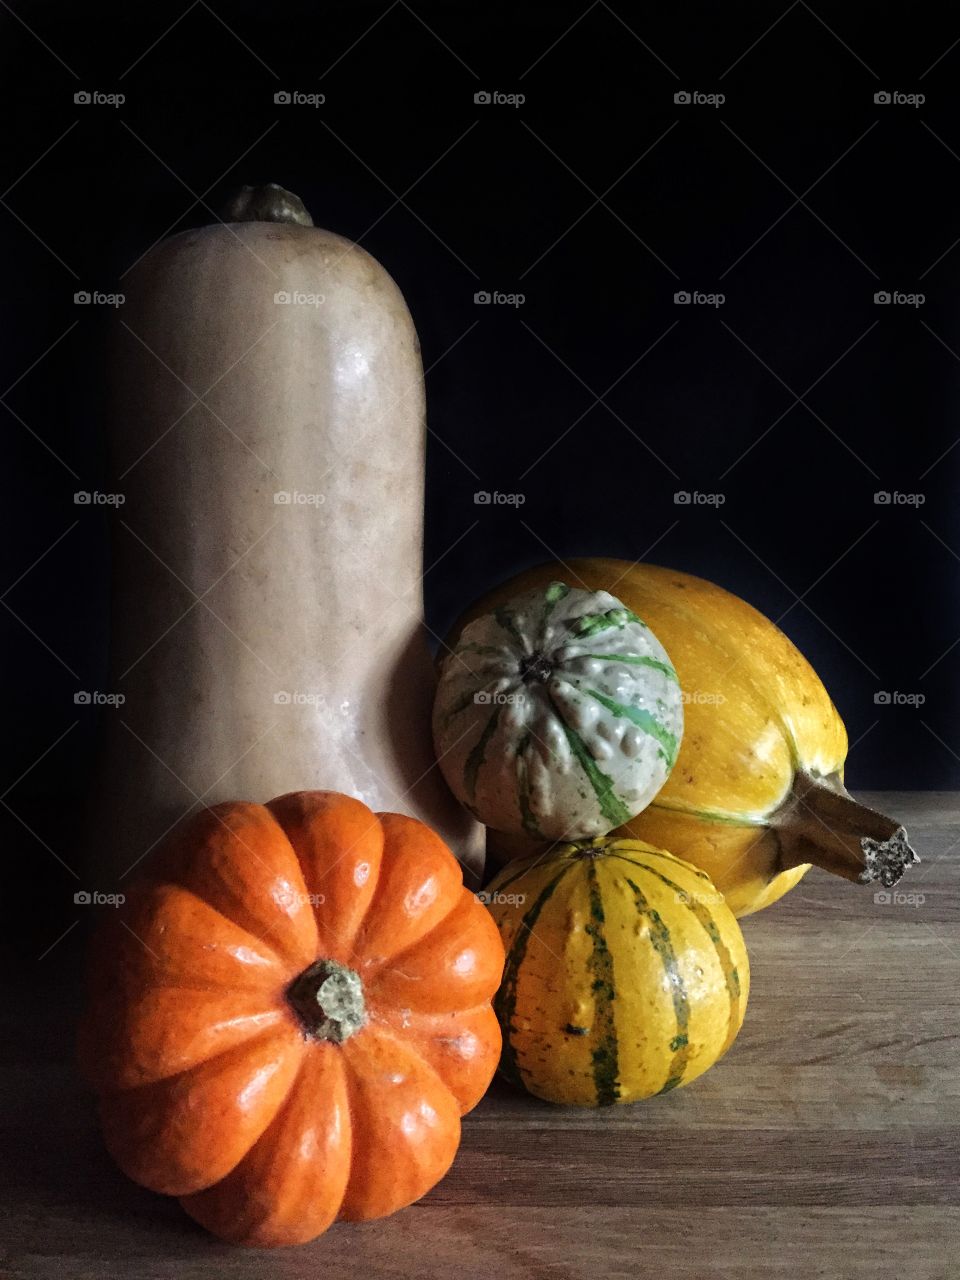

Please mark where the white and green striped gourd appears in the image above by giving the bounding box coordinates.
[432,582,683,840]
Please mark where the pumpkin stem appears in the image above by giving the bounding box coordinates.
[286,959,366,1043]
[221,183,314,227]
[773,770,918,887]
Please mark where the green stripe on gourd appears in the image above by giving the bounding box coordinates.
[624,876,692,1093]
[610,844,712,880]
[614,853,742,1051]
[539,580,571,635]
[584,687,680,767]
[579,653,678,679]
[440,685,485,724]
[550,696,633,830]
[494,864,572,1086]
[486,857,543,896]
[515,734,545,839]
[585,859,620,1106]
[650,797,769,826]
[569,606,645,638]
[463,704,502,800]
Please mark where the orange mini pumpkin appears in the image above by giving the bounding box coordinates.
[79,791,504,1247]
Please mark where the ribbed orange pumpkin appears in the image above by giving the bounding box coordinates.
[79,791,504,1247]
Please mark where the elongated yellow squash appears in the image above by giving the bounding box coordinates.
[452,560,917,915]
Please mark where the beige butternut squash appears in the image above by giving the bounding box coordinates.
[92,185,481,884]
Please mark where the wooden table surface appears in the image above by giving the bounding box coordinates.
[3,792,958,1279]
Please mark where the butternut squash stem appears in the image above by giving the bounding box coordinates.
[773,770,918,887]
[220,182,314,226]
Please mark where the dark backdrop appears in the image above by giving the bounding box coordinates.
[3,2,959,956]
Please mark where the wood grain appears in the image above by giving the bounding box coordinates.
[2,792,957,1279]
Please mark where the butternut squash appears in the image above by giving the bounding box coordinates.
[93,185,480,884]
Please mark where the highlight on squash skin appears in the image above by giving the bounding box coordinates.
[485,838,749,1107]
[79,791,505,1248]
[456,560,918,917]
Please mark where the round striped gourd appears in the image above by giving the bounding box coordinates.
[432,583,683,841]
[485,837,749,1106]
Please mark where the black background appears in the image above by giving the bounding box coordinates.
[3,2,958,957]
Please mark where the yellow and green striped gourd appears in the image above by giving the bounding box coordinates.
[485,837,749,1106]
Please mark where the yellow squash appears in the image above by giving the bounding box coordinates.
[486,838,749,1105]
[453,560,918,916]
